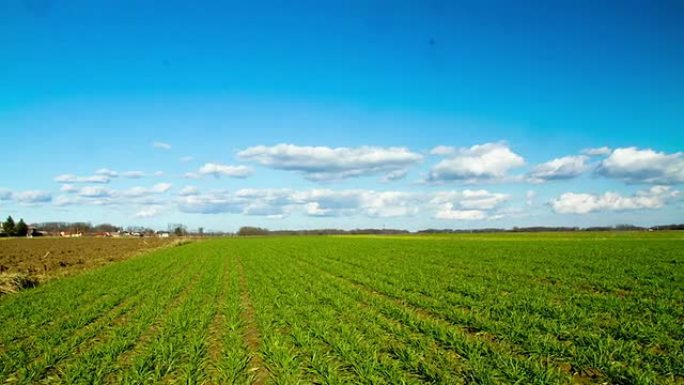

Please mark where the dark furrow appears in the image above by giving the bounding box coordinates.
[236,254,269,385]
[205,252,230,380]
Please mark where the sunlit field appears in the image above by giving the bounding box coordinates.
[1,233,682,384]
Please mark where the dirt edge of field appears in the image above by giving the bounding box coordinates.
[0,237,193,296]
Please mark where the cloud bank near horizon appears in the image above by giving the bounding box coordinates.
[1,142,682,228]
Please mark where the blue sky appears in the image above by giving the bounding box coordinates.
[1,0,682,231]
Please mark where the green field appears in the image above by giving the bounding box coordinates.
[1,233,683,384]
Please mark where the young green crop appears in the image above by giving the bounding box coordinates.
[0,232,681,384]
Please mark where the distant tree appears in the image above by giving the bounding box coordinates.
[198,227,204,236]
[168,223,187,236]
[71,222,92,233]
[15,219,28,237]
[2,216,15,236]
[237,226,269,236]
[93,223,120,233]
[173,226,185,236]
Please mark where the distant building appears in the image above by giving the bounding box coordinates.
[26,227,48,238]
[156,231,171,238]
[59,231,82,237]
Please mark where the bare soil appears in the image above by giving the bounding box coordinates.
[0,237,174,288]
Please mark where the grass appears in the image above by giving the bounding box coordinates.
[0,232,682,384]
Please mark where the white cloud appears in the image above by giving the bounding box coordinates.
[0,188,52,205]
[177,192,243,214]
[237,144,422,181]
[0,189,12,200]
[551,185,680,214]
[54,174,111,184]
[62,169,160,181]
[197,163,253,178]
[78,186,113,198]
[290,189,364,217]
[430,190,509,210]
[53,195,78,206]
[381,169,409,182]
[152,141,172,150]
[123,183,172,197]
[54,183,172,207]
[293,190,420,218]
[428,142,524,183]
[183,172,201,179]
[526,190,536,206]
[430,189,508,220]
[597,147,684,184]
[152,183,172,193]
[175,187,510,220]
[95,168,118,178]
[133,206,164,218]
[582,147,612,156]
[527,155,589,183]
[179,186,199,196]
[434,206,487,220]
[180,156,194,162]
[122,171,145,179]
[14,191,52,204]
[429,145,457,156]
[60,184,77,193]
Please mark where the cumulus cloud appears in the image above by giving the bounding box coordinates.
[429,189,508,220]
[237,144,422,181]
[54,183,173,207]
[60,184,78,193]
[133,206,164,218]
[95,168,118,178]
[197,163,253,178]
[63,169,160,181]
[123,183,172,197]
[434,207,487,220]
[177,192,243,214]
[176,187,509,220]
[582,147,612,156]
[178,186,199,196]
[291,189,421,218]
[596,147,684,184]
[152,141,172,150]
[359,191,420,217]
[14,191,52,204]
[78,186,113,198]
[428,142,524,183]
[122,171,145,179]
[55,174,111,184]
[551,185,680,214]
[527,155,589,183]
[0,189,50,204]
[381,169,409,182]
[0,189,12,200]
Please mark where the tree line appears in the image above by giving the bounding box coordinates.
[1,216,29,237]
